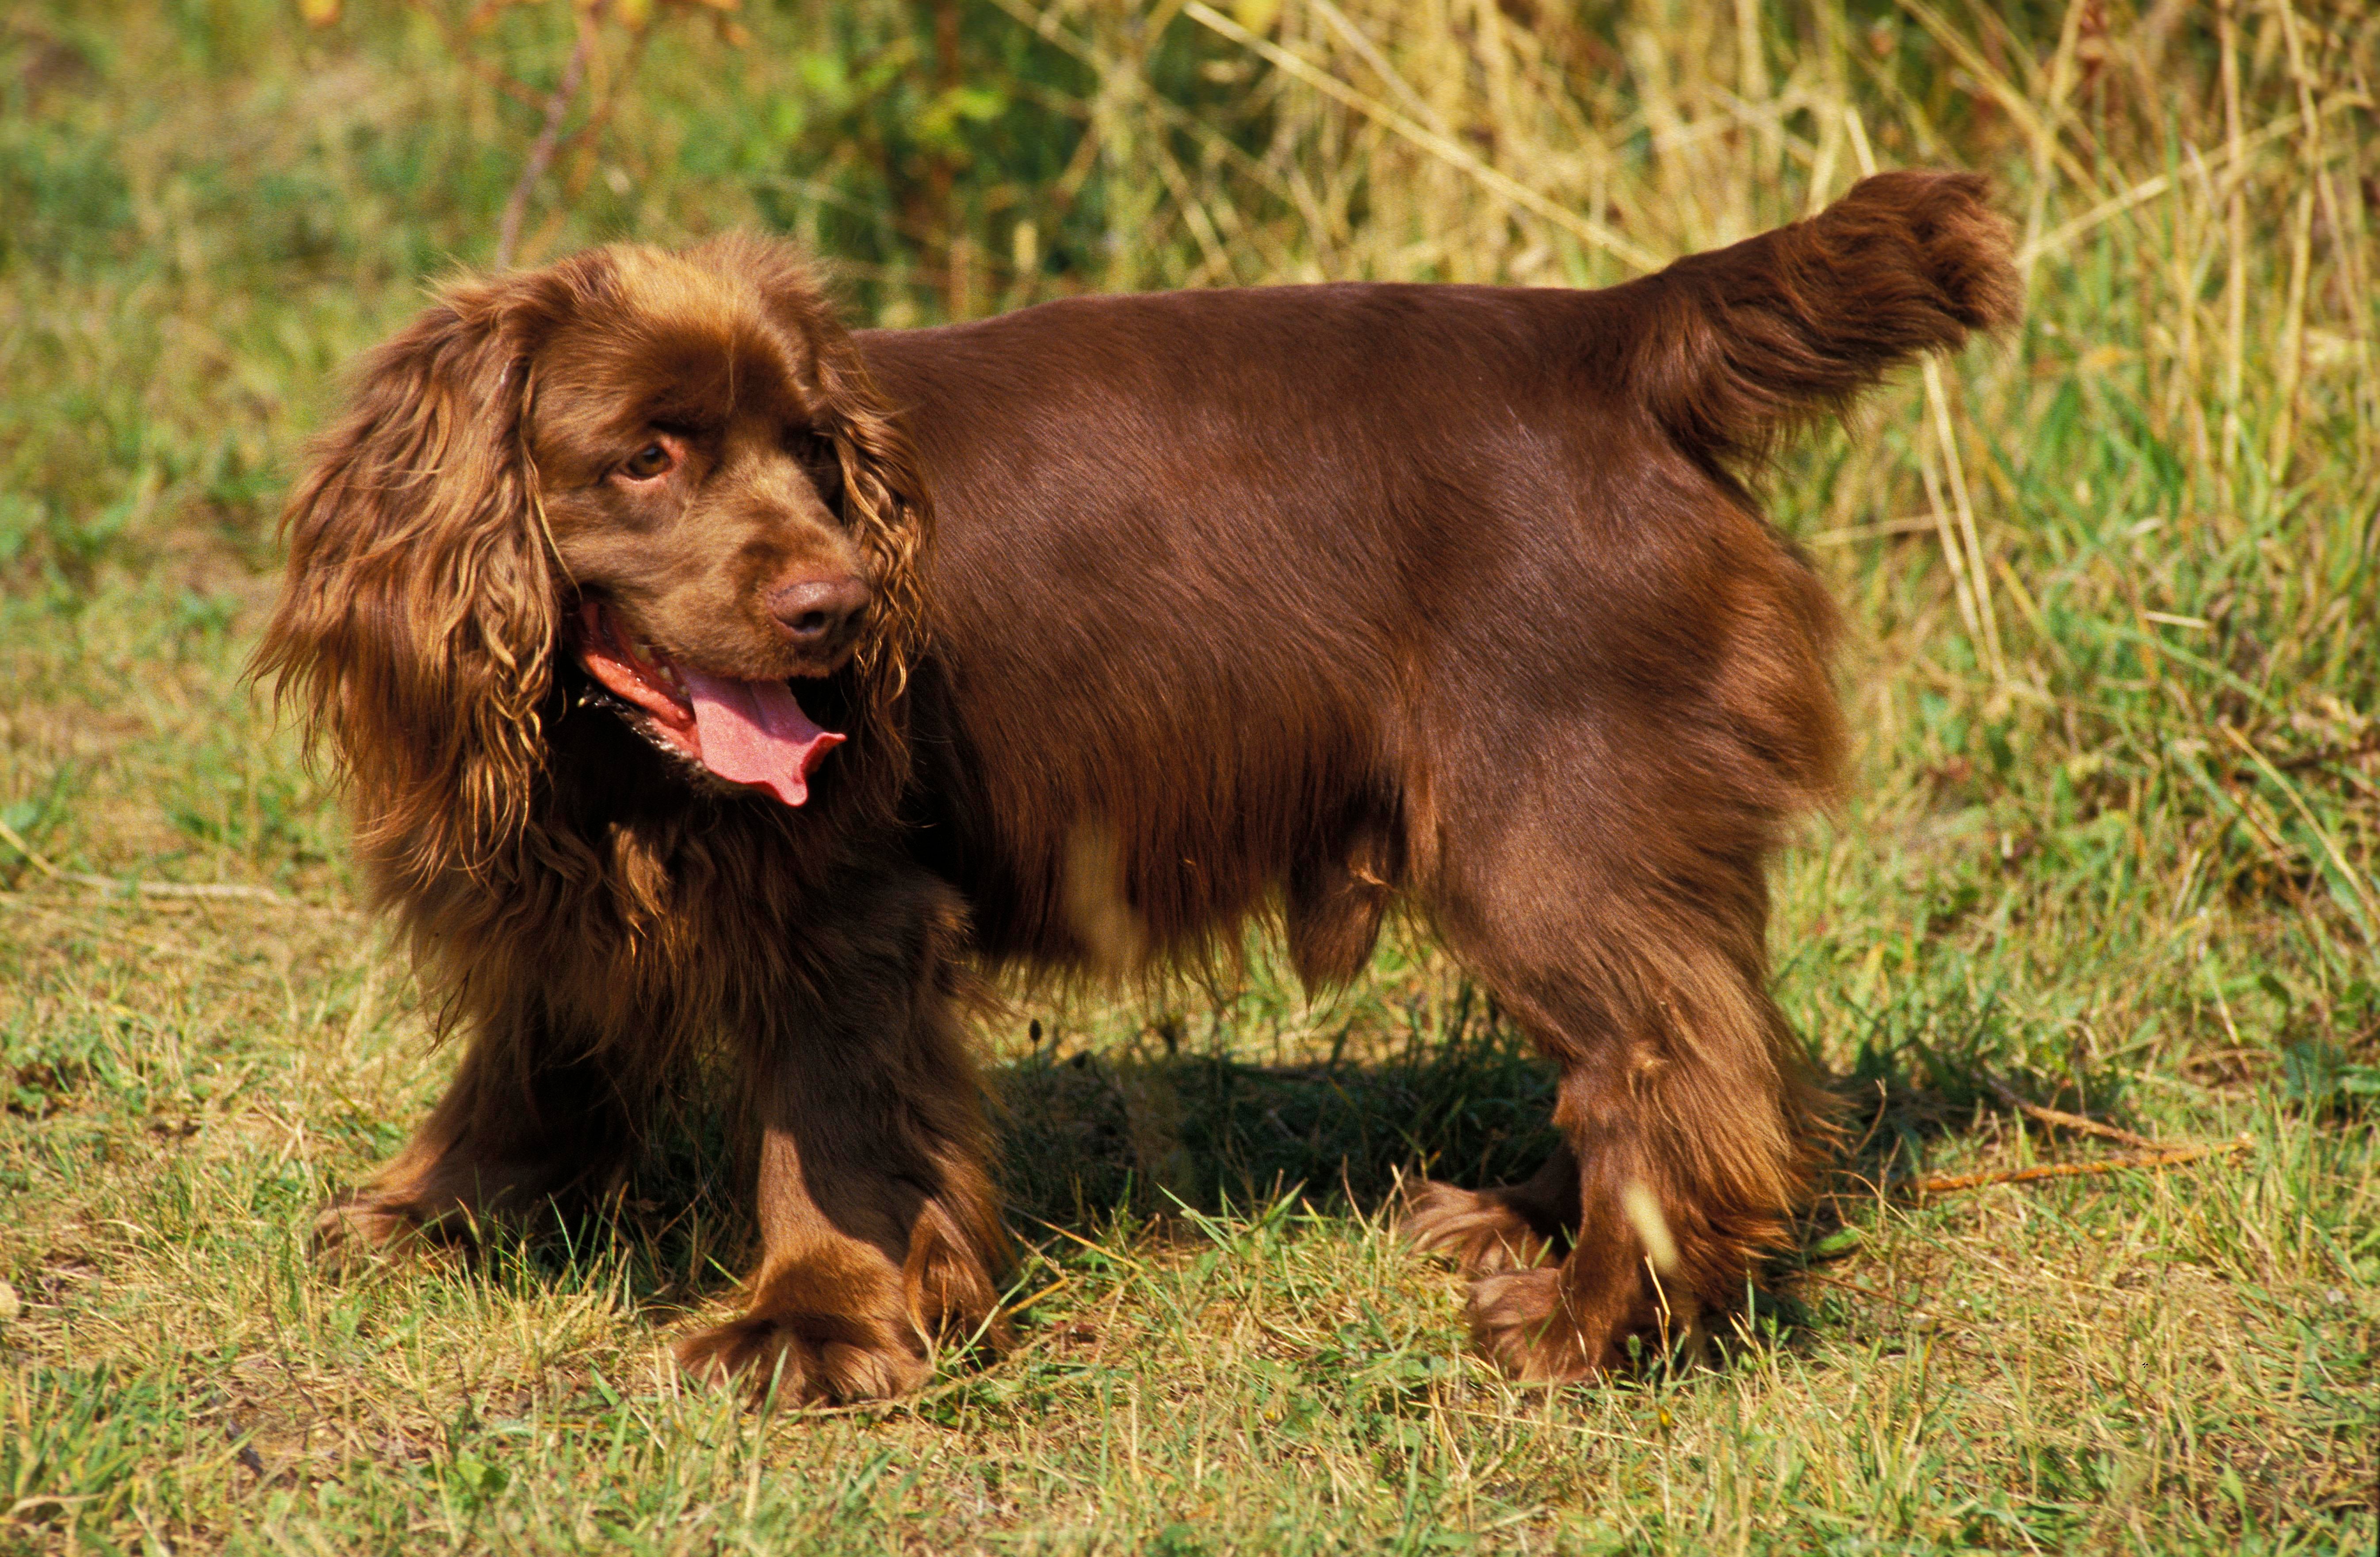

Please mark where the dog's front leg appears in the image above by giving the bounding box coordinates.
[314,998,653,1269]
[674,878,1010,1404]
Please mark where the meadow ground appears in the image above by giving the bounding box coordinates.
[0,2,2374,1551]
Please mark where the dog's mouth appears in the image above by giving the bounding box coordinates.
[571,599,845,808]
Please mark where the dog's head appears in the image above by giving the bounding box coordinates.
[257,235,926,880]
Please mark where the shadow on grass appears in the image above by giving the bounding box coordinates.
[515,984,1557,1304]
[463,982,1565,1316]
[994,974,2156,1247]
[475,972,2177,1354]
[991,982,1558,1232]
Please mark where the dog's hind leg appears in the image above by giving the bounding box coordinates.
[1400,604,1841,1377]
[673,867,1010,1405]
[1413,809,1829,1378]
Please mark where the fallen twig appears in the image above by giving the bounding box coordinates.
[1987,1077,2160,1150]
[1912,1135,2251,1197]
[59,877,290,904]
[0,816,291,906]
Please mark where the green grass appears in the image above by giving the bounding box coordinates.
[1,0,2375,1551]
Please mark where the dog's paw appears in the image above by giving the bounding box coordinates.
[310,1193,436,1275]
[1404,1180,1560,1275]
[1465,1260,1702,1382]
[673,1312,930,1405]
[1465,1268,1608,1382]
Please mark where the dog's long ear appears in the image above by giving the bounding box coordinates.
[812,325,930,703]
[256,271,580,885]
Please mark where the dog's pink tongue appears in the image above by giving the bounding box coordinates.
[678,668,845,808]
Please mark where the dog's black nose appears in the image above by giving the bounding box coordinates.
[767,576,869,646]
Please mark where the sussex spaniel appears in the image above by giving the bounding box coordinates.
[260,172,2016,1400]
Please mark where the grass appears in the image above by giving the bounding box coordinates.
[1,0,2376,1550]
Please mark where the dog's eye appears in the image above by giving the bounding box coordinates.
[790,431,844,507]
[620,442,674,481]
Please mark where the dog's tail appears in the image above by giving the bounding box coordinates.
[1608,171,2019,469]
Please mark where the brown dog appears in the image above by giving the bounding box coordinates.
[259,172,2016,1400]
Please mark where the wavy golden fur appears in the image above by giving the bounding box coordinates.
[260,173,2016,1400]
